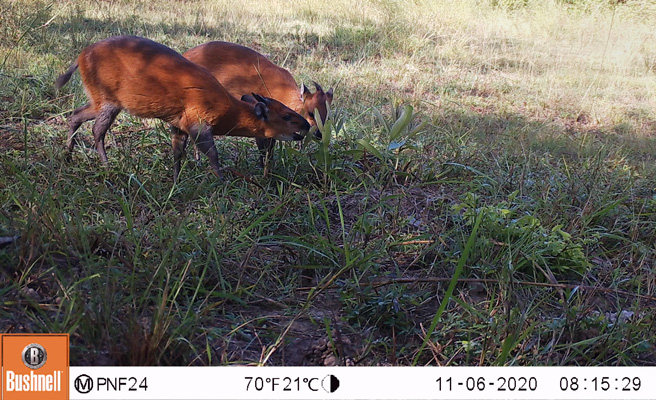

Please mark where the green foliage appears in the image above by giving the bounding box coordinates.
[309,102,346,182]
[338,282,423,335]
[356,103,426,170]
[0,0,53,53]
[454,192,592,276]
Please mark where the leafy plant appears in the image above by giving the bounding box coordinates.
[305,102,345,185]
[339,281,424,335]
[356,103,427,172]
[453,192,592,277]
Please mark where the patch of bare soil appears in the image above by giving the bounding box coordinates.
[202,294,366,366]
[0,124,25,151]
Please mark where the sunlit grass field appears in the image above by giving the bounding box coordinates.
[1,0,655,365]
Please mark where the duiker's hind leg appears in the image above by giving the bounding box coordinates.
[171,126,188,182]
[189,126,222,178]
[173,126,202,168]
[91,105,121,163]
[67,103,97,153]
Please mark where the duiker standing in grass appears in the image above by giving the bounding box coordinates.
[55,36,310,181]
[183,41,333,169]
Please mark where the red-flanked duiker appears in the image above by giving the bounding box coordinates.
[183,41,333,168]
[55,36,310,181]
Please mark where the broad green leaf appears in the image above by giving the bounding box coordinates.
[372,107,389,133]
[389,104,413,141]
[356,138,385,161]
[322,119,333,146]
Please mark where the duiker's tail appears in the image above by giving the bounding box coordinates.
[55,61,79,89]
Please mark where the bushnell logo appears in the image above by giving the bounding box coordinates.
[22,343,47,369]
[1,334,69,399]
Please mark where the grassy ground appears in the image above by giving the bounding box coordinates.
[1,0,655,366]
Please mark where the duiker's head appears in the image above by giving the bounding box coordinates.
[242,94,310,141]
[301,81,334,127]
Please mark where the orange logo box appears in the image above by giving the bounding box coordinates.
[1,334,69,400]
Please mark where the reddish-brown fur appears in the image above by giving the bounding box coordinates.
[183,41,333,168]
[56,36,310,180]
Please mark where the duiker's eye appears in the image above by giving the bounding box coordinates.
[282,115,292,121]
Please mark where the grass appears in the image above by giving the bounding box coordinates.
[1,0,655,366]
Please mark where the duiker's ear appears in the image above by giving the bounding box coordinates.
[252,93,271,105]
[254,102,269,120]
[326,87,334,101]
[241,94,257,104]
[301,83,310,100]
